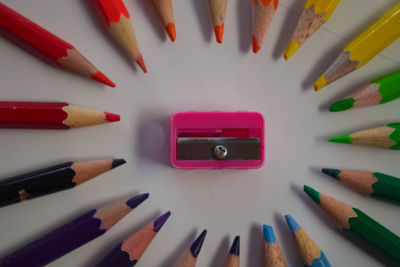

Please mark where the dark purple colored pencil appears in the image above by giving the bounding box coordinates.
[0,193,149,267]
[174,229,207,266]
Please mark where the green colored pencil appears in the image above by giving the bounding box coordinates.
[304,185,400,261]
[330,70,400,112]
[329,123,400,150]
[322,168,400,201]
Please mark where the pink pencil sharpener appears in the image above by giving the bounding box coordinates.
[170,111,265,169]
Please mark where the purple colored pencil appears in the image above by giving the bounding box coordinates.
[174,229,207,267]
[0,193,149,267]
[96,211,171,267]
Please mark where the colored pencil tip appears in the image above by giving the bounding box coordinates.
[252,35,261,54]
[263,225,275,243]
[284,214,301,233]
[91,71,116,87]
[304,185,321,204]
[284,41,299,60]
[154,211,171,232]
[330,98,355,112]
[136,54,147,73]
[191,229,207,257]
[328,133,352,144]
[229,236,240,256]
[314,74,327,91]
[321,168,340,180]
[111,158,126,169]
[166,23,176,42]
[104,112,120,122]
[214,24,224,43]
[126,193,149,209]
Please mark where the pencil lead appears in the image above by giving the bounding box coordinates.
[263,225,275,243]
[330,98,355,112]
[328,133,352,144]
[191,229,207,257]
[104,112,120,122]
[252,35,261,53]
[127,193,149,209]
[321,168,340,180]
[111,159,126,169]
[154,211,171,232]
[136,54,147,73]
[314,74,327,91]
[166,23,176,42]
[303,185,321,204]
[284,214,300,233]
[91,71,116,87]
[229,236,240,255]
[284,41,299,60]
[215,24,224,43]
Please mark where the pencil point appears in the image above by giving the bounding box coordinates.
[214,24,224,43]
[91,71,116,87]
[154,211,171,232]
[165,23,176,42]
[330,98,355,112]
[126,193,149,209]
[104,112,120,122]
[191,230,207,257]
[111,159,126,169]
[314,74,327,91]
[284,214,300,233]
[252,35,261,53]
[328,133,352,144]
[284,41,299,60]
[321,168,340,180]
[136,54,147,73]
[263,225,275,243]
[304,185,321,204]
[229,236,240,256]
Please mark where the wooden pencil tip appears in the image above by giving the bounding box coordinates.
[104,112,120,122]
[229,236,240,256]
[314,74,327,91]
[112,159,126,169]
[252,35,261,53]
[165,23,176,42]
[214,24,224,43]
[303,185,321,204]
[136,54,147,73]
[284,214,301,233]
[283,41,298,60]
[91,71,116,87]
[328,134,352,144]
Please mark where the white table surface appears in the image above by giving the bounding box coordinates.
[1,0,399,266]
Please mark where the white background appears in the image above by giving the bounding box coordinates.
[0,0,399,266]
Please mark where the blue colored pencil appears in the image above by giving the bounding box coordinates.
[263,225,287,267]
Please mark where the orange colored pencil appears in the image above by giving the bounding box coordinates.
[150,0,176,42]
[252,0,278,53]
[207,0,228,43]
[91,0,147,73]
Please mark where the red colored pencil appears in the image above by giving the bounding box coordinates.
[91,0,147,73]
[0,101,120,129]
[0,3,115,87]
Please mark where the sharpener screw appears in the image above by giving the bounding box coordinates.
[214,145,228,160]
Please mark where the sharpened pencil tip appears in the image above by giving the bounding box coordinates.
[321,168,340,180]
[328,133,352,144]
[263,225,275,243]
[230,236,240,255]
[111,159,126,169]
[284,41,299,60]
[304,185,320,204]
[191,229,207,257]
[154,211,171,232]
[214,24,224,43]
[91,71,116,87]
[126,193,149,209]
[136,54,147,73]
[252,35,261,53]
[166,23,176,42]
[104,112,120,122]
[314,74,327,91]
[330,98,355,112]
[285,214,301,233]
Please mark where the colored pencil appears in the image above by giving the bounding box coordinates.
[304,185,400,261]
[174,229,207,267]
[252,0,278,53]
[284,0,341,60]
[0,101,120,129]
[91,0,147,73]
[224,236,240,267]
[207,0,227,43]
[285,215,331,267]
[0,159,126,207]
[0,193,149,267]
[314,3,400,91]
[322,168,400,201]
[329,70,400,112]
[0,3,115,87]
[263,225,287,267]
[96,211,171,267]
[150,0,176,42]
[328,123,400,150]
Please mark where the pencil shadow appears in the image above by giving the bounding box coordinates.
[273,212,301,266]
[209,235,230,266]
[237,0,252,53]
[191,0,212,43]
[81,0,138,72]
[136,0,167,42]
[135,112,171,167]
[159,229,197,267]
[247,223,263,267]
[272,0,303,61]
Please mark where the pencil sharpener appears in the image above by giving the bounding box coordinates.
[170,111,265,169]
